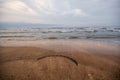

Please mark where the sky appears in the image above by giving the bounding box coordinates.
[0,0,120,26]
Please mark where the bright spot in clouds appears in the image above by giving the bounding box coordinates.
[1,0,37,15]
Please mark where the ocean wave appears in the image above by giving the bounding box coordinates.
[0,27,120,41]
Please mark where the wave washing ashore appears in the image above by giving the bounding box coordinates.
[0,26,120,44]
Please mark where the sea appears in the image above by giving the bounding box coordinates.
[0,26,120,44]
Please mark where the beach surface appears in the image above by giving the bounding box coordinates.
[0,40,120,80]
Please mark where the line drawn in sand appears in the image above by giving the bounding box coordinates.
[36,55,78,66]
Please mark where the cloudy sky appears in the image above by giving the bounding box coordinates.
[0,0,120,26]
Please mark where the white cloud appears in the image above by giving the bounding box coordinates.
[1,0,37,15]
[0,0,87,23]
[61,8,87,16]
[1,0,117,25]
[30,0,86,16]
[74,9,86,16]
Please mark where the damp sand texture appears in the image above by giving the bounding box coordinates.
[0,40,120,80]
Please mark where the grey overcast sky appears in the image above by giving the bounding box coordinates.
[0,0,120,26]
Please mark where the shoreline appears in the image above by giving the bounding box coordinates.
[0,40,120,55]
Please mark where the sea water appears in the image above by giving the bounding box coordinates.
[0,26,120,44]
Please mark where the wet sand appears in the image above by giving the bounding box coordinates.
[0,40,120,80]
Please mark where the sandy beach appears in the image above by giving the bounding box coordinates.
[0,40,120,80]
